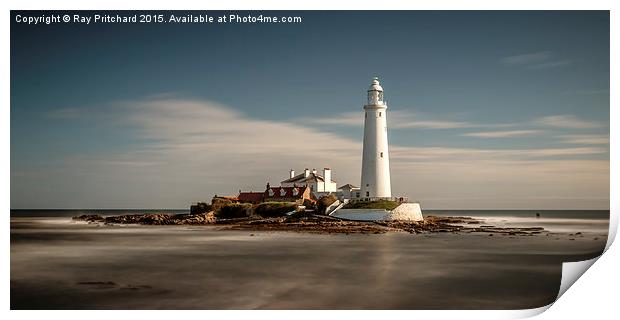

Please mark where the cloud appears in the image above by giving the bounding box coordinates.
[38,99,364,208]
[500,51,551,65]
[533,115,603,129]
[500,51,574,70]
[390,158,608,209]
[462,130,543,138]
[396,120,471,129]
[559,134,609,145]
[13,98,609,209]
[389,110,476,129]
[96,160,162,167]
[300,110,499,130]
[390,146,606,161]
[527,59,575,69]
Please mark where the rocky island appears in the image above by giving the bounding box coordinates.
[72,210,546,236]
[72,196,547,235]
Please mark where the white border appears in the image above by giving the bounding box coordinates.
[3,1,616,319]
[1,0,616,10]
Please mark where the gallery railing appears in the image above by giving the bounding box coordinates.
[348,196,413,203]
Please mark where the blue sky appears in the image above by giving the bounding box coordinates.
[11,11,609,209]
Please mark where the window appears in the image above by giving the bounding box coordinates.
[379,112,382,117]
[366,184,369,187]
[380,152,384,158]
[366,191,370,197]
[365,112,367,118]
[356,192,360,198]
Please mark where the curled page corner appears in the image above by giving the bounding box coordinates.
[556,256,600,300]
[553,207,614,304]
[510,304,553,319]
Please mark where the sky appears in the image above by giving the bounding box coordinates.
[10,11,609,209]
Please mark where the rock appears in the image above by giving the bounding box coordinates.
[74,212,219,226]
[72,215,104,222]
[387,203,423,221]
[74,212,551,237]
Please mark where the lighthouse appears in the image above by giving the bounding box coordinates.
[360,77,392,200]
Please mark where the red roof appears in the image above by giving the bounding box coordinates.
[237,192,264,203]
[215,196,239,201]
[264,186,307,199]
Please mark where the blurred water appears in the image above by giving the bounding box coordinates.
[331,208,609,234]
[428,209,609,220]
[10,216,608,309]
[13,208,609,235]
[10,209,188,217]
[11,209,609,219]
[429,210,608,234]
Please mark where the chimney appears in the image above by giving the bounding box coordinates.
[312,168,317,175]
[304,168,310,177]
[324,167,332,183]
[290,169,295,179]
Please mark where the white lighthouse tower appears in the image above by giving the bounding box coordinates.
[360,77,392,200]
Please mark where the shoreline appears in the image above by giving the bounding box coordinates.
[71,212,550,236]
[11,216,607,309]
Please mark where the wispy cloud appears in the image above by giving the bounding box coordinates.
[300,110,508,130]
[500,51,551,65]
[121,99,361,159]
[389,110,475,129]
[559,134,609,145]
[527,59,575,69]
[390,146,606,161]
[500,51,574,70]
[533,115,603,129]
[462,130,543,138]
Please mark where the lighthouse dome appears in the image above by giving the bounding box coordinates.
[368,77,383,92]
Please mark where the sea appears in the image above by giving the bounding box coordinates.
[10,208,610,234]
[10,208,610,309]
